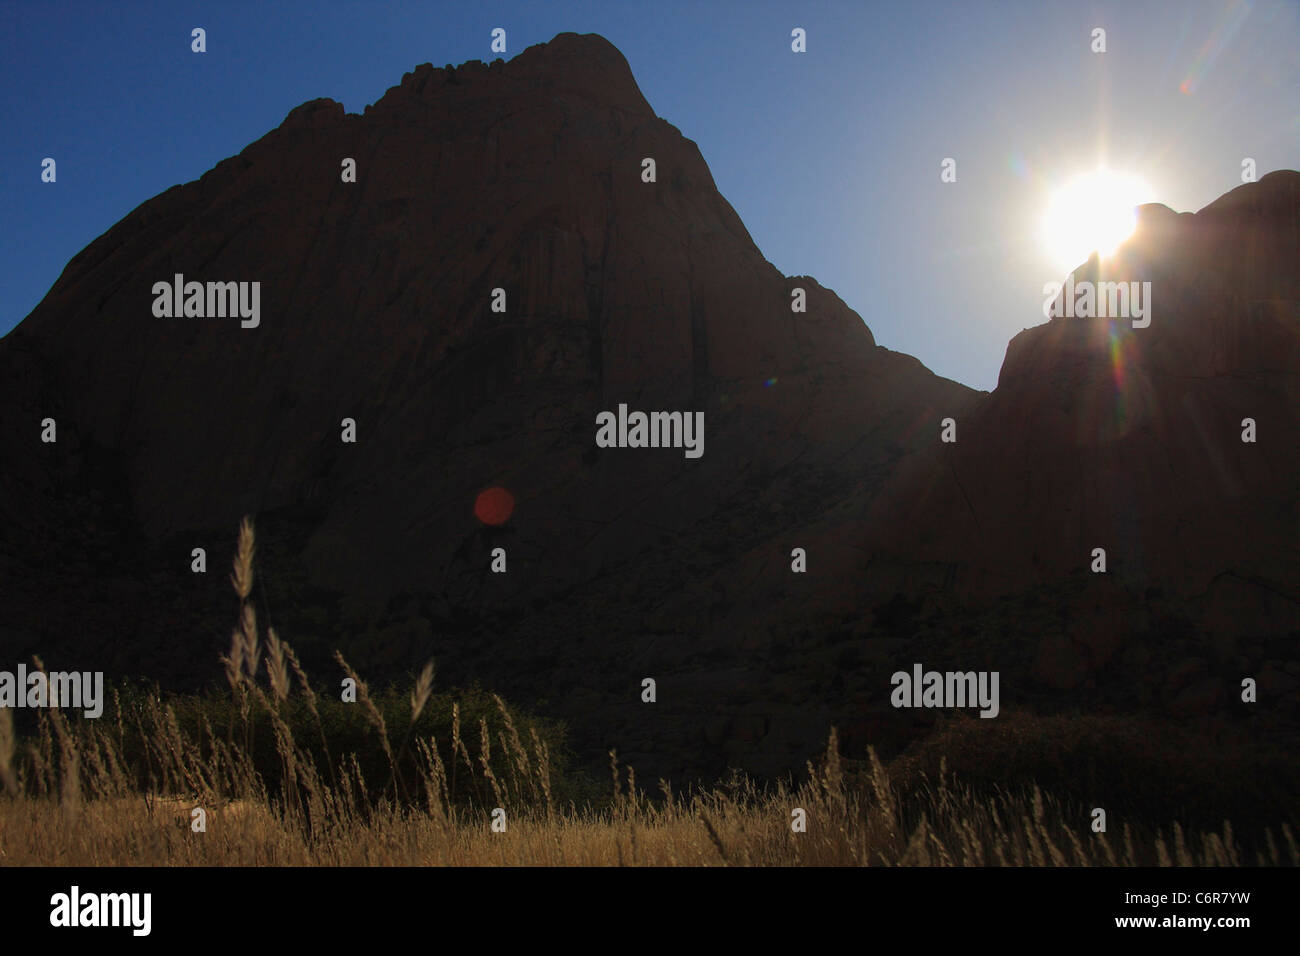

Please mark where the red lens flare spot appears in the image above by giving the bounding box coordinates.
[474,487,515,526]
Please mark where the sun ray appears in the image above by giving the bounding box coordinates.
[1042,169,1157,274]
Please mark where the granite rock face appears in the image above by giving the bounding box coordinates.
[862,171,1300,614]
[622,172,1300,775]
[0,33,975,778]
[841,171,1300,719]
[3,33,1295,782]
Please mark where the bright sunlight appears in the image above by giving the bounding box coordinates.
[1042,169,1157,273]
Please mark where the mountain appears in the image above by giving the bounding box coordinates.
[870,174,1300,595]
[0,33,977,779]
[694,172,1299,747]
[860,172,1300,676]
[2,32,1295,785]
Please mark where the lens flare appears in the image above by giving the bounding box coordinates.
[474,486,515,526]
[1042,169,1155,272]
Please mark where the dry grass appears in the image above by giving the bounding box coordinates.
[2,731,1293,866]
[0,518,1295,867]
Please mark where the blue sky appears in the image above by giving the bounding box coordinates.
[2,0,1296,390]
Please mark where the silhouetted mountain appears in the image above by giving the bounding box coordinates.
[863,170,1300,677]
[0,33,976,778]
[866,172,1299,613]
[686,171,1300,759]
[1,34,1295,786]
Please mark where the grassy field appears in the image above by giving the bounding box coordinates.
[2,708,1292,865]
[1,518,1295,866]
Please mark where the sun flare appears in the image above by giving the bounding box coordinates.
[1042,169,1156,272]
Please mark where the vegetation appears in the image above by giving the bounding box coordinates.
[0,519,1294,866]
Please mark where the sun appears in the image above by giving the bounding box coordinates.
[1042,169,1156,272]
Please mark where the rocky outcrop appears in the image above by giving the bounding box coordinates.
[2,31,1294,783]
[861,172,1300,612]
[837,172,1300,722]
[0,33,974,778]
